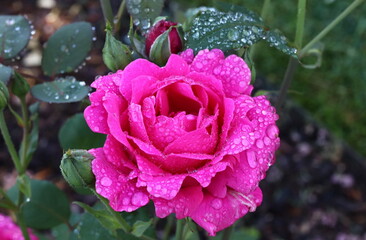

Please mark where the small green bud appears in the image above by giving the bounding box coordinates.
[11,72,30,97]
[103,24,133,72]
[60,149,95,194]
[149,29,171,66]
[0,81,9,111]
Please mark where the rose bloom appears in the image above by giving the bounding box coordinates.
[85,49,280,235]
[0,214,38,240]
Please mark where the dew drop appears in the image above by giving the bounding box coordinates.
[211,198,223,210]
[227,29,239,41]
[101,176,112,187]
[246,150,257,168]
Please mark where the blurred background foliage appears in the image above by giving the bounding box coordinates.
[172,0,366,157]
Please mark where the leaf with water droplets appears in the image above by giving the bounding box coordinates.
[0,15,32,59]
[20,179,71,229]
[126,0,164,34]
[264,29,297,57]
[185,9,297,57]
[59,113,106,150]
[74,202,120,231]
[0,64,13,83]
[31,76,90,103]
[42,22,93,76]
[69,212,116,240]
[185,10,265,53]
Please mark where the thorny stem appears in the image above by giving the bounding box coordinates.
[100,0,115,28]
[0,111,21,172]
[300,0,365,57]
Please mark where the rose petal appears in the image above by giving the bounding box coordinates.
[120,59,160,101]
[190,187,262,236]
[103,135,136,170]
[84,91,109,134]
[190,49,252,98]
[159,54,190,78]
[91,148,149,212]
[154,186,203,218]
[179,49,194,64]
[128,103,149,142]
[130,75,159,104]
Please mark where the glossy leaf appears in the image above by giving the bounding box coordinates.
[69,212,116,240]
[42,22,93,76]
[185,9,296,56]
[59,113,106,149]
[31,76,89,103]
[126,0,164,34]
[0,15,32,59]
[131,219,152,238]
[74,202,120,231]
[0,64,13,83]
[20,179,71,229]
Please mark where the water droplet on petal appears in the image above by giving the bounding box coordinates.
[101,176,112,187]
[246,150,257,168]
[211,198,223,210]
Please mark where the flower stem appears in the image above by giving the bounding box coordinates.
[300,0,365,57]
[295,0,306,49]
[163,215,174,240]
[0,111,21,172]
[221,225,233,240]
[19,96,30,173]
[275,57,298,110]
[100,0,115,27]
[114,0,126,35]
[175,219,184,240]
[16,212,31,240]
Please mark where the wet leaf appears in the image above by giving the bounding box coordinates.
[0,64,13,83]
[185,9,296,56]
[30,76,90,103]
[0,15,32,59]
[69,212,116,240]
[59,113,106,150]
[20,179,71,229]
[74,202,120,231]
[42,22,93,76]
[126,0,164,34]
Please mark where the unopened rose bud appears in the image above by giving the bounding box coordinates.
[60,149,95,194]
[145,20,183,65]
[0,81,9,111]
[103,23,133,72]
[11,72,30,98]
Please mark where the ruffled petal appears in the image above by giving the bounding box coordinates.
[154,186,203,218]
[159,54,190,78]
[128,103,149,142]
[91,148,149,212]
[190,187,262,236]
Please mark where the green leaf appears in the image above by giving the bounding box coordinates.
[131,219,152,238]
[41,22,93,76]
[58,113,105,149]
[0,15,32,59]
[30,76,90,103]
[126,0,164,34]
[70,213,116,240]
[20,179,71,229]
[149,29,171,66]
[74,201,120,231]
[0,64,13,83]
[185,9,296,56]
[52,224,71,240]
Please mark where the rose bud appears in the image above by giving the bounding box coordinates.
[103,24,133,72]
[145,20,183,65]
[60,149,95,194]
[11,72,30,98]
[0,81,9,111]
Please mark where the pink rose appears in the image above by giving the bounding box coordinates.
[0,214,38,240]
[85,49,280,235]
